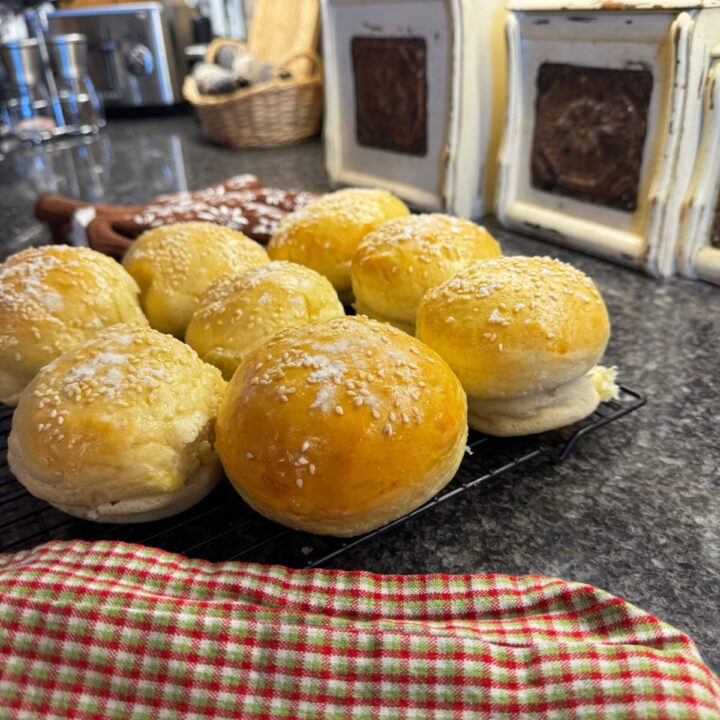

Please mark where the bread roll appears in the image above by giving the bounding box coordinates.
[352,214,501,334]
[8,324,227,522]
[0,245,147,407]
[416,256,615,436]
[215,315,467,537]
[122,221,269,338]
[267,189,410,303]
[186,261,345,380]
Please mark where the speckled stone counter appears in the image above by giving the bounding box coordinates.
[1,115,718,672]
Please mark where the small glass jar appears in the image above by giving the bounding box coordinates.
[47,34,104,135]
[0,38,56,142]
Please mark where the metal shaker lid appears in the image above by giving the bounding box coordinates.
[0,38,42,88]
[47,34,88,81]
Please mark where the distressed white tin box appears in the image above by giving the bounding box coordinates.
[321,0,507,218]
[496,0,720,278]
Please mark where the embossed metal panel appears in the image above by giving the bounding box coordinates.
[351,36,428,157]
[531,62,654,212]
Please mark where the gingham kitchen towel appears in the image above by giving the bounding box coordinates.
[0,541,718,719]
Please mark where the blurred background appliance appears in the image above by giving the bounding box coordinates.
[29,1,198,107]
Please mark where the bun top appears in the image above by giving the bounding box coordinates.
[122,221,269,337]
[0,245,147,405]
[416,256,610,398]
[185,261,345,379]
[267,189,410,299]
[9,324,226,507]
[215,315,467,536]
[352,214,501,328]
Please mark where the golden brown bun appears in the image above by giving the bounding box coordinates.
[352,214,501,333]
[416,256,610,436]
[8,324,227,522]
[267,189,410,303]
[0,245,147,407]
[215,315,468,537]
[186,261,345,380]
[122,221,269,338]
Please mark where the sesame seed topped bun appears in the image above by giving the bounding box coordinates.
[351,214,501,334]
[0,245,148,407]
[123,221,269,338]
[8,324,227,522]
[186,261,345,380]
[416,256,615,436]
[215,315,468,537]
[267,189,410,303]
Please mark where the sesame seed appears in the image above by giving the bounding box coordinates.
[402,413,410,424]
[297,457,309,466]
[296,478,304,488]
[372,409,381,419]
[383,423,393,435]
[335,406,344,416]
[309,464,316,475]
[389,412,397,422]
[353,396,364,406]
[246,452,254,460]
[302,441,310,452]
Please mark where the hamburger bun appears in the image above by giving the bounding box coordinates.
[267,189,410,303]
[0,245,147,407]
[8,324,227,522]
[122,221,269,338]
[352,214,501,334]
[186,261,345,380]
[215,315,468,536]
[416,256,616,436]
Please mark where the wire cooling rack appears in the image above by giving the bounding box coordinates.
[0,386,645,567]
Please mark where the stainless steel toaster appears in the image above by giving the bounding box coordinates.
[30,2,196,107]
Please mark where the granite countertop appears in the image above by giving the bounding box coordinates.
[1,115,719,672]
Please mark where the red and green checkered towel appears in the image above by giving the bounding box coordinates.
[0,541,717,719]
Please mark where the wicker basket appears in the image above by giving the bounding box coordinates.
[183,39,323,149]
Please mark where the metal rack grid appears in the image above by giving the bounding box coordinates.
[0,386,645,568]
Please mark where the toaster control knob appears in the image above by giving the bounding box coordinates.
[126,45,154,76]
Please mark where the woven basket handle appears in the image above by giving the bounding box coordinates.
[272,50,321,80]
